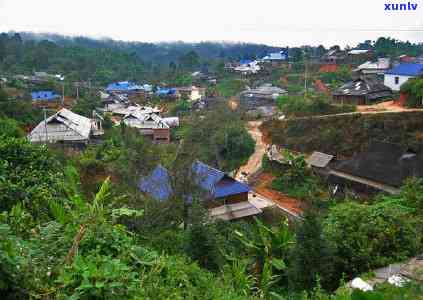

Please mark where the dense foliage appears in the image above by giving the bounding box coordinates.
[184,105,255,171]
[276,94,356,118]
[1,32,423,299]
[262,111,423,156]
[400,78,423,108]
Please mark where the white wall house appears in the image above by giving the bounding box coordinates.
[384,63,423,91]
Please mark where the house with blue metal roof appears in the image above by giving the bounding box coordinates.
[106,81,144,93]
[384,63,423,91]
[261,50,288,62]
[156,87,177,96]
[31,91,61,101]
[139,161,250,206]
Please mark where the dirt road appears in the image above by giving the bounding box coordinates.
[252,173,304,216]
[236,121,304,217]
[235,121,265,180]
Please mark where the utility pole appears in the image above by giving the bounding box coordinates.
[43,107,48,144]
[76,85,79,101]
[62,81,65,107]
[304,51,308,96]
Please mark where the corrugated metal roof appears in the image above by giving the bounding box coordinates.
[358,58,390,70]
[209,201,262,221]
[139,165,173,201]
[31,91,60,101]
[106,81,144,92]
[239,59,253,65]
[214,177,250,198]
[348,49,371,55]
[333,78,392,97]
[385,63,423,76]
[263,50,288,61]
[28,108,92,142]
[123,112,170,129]
[156,88,177,95]
[306,152,334,168]
[139,161,250,202]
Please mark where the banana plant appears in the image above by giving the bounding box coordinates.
[235,217,294,297]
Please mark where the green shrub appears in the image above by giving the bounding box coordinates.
[324,201,421,279]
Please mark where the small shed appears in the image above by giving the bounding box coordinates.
[306,152,334,168]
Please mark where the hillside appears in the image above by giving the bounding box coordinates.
[261,111,423,157]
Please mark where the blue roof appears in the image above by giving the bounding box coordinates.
[156,88,177,95]
[138,161,250,202]
[138,165,172,201]
[31,91,60,101]
[385,63,423,76]
[240,59,253,65]
[192,161,225,192]
[106,81,143,92]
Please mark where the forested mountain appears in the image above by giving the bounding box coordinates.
[0,32,283,83]
[2,32,423,85]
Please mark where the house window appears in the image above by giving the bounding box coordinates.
[395,76,399,85]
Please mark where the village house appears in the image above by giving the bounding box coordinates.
[31,90,62,108]
[0,77,7,87]
[107,104,178,143]
[155,87,178,100]
[347,49,373,64]
[139,161,260,221]
[384,63,423,91]
[31,90,61,102]
[121,111,172,143]
[28,108,103,145]
[234,59,261,74]
[175,86,205,102]
[240,84,287,108]
[106,81,151,94]
[261,50,289,66]
[332,77,392,105]
[191,71,217,85]
[321,49,347,64]
[355,58,391,75]
[328,141,423,195]
[31,72,64,83]
[100,92,129,112]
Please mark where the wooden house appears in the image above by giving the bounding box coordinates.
[28,108,103,145]
[332,77,392,105]
[328,141,423,195]
[121,111,171,143]
[139,161,251,207]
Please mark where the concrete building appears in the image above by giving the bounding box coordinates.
[384,63,423,91]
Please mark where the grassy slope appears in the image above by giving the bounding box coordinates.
[261,111,423,157]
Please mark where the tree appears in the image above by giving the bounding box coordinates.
[178,50,200,70]
[400,78,423,108]
[0,117,24,138]
[184,105,255,172]
[0,137,63,217]
[185,203,221,272]
[289,209,335,291]
[324,201,421,279]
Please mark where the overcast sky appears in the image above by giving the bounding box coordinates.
[0,0,422,47]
